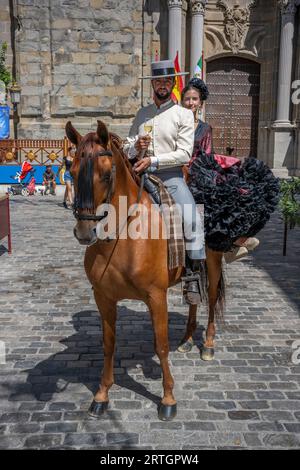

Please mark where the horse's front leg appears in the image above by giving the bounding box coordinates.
[201,249,223,361]
[147,289,176,421]
[88,291,117,418]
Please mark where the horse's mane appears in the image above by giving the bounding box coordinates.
[109,132,141,186]
[77,131,140,184]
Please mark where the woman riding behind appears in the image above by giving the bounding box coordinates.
[181,77,280,263]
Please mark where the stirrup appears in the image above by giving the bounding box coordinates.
[181,273,202,305]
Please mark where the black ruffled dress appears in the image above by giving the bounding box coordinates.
[188,121,280,253]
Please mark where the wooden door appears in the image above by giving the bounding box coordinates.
[205,57,260,158]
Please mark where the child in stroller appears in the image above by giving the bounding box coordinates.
[7,161,37,196]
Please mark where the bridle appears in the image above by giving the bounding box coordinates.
[73,150,116,222]
[72,142,147,280]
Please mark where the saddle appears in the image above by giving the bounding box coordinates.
[143,173,185,270]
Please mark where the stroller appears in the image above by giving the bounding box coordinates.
[7,161,37,196]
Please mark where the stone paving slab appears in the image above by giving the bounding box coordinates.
[0,195,300,450]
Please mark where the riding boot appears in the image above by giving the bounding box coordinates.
[182,257,205,305]
[143,173,161,205]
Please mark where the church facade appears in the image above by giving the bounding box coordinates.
[0,0,300,175]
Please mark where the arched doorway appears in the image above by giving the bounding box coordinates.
[205,57,260,158]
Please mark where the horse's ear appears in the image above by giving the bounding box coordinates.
[96,120,109,148]
[65,121,82,146]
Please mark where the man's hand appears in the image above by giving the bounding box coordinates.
[134,135,151,154]
[133,157,151,174]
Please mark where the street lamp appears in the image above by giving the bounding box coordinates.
[9,82,21,141]
[9,82,21,105]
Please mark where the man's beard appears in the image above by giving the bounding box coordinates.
[154,89,172,101]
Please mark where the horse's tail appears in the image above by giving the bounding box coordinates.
[199,261,208,304]
[215,268,226,324]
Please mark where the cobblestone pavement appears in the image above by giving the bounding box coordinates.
[0,196,300,450]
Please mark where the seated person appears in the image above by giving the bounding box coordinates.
[43,165,56,194]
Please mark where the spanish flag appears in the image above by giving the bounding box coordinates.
[171,51,183,104]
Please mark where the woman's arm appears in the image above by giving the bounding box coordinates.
[201,125,213,154]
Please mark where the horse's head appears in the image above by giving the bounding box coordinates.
[65,120,115,246]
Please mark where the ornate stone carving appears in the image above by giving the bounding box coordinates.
[278,0,297,16]
[167,0,183,8]
[205,22,266,59]
[217,1,257,54]
[182,0,188,12]
[191,0,207,15]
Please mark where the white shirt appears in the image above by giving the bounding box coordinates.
[123,99,194,171]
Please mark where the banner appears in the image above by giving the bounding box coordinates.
[0,105,10,139]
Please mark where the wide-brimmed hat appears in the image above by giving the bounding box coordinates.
[140,60,189,79]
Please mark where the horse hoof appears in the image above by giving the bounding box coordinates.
[177,338,194,353]
[88,400,109,418]
[201,347,215,361]
[158,402,177,421]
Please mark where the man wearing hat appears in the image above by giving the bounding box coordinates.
[123,60,205,305]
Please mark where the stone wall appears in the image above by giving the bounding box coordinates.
[12,0,168,139]
[1,0,299,175]
[0,0,12,67]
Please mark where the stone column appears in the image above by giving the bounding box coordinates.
[181,1,188,71]
[190,0,207,76]
[167,0,183,61]
[274,0,297,126]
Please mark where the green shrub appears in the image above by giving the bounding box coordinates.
[0,42,12,88]
[279,178,300,229]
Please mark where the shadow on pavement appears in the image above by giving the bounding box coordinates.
[7,307,204,411]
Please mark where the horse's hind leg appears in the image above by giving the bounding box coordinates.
[177,304,197,353]
[147,289,177,421]
[88,292,117,418]
[201,249,223,361]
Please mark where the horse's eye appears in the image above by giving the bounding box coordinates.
[102,172,111,183]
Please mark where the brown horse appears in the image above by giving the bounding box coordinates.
[66,120,224,421]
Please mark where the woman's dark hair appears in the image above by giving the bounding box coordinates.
[181,77,209,102]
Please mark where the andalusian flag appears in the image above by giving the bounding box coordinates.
[194,54,203,78]
[171,51,183,104]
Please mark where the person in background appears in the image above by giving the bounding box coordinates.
[59,146,75,209]
[43,164,56,195]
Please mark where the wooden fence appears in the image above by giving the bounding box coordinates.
[0,138,70,165]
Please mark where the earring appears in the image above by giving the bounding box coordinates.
[198,107,203,121]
